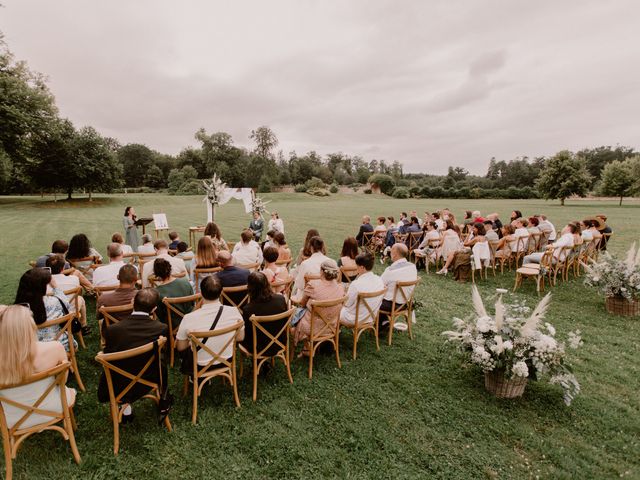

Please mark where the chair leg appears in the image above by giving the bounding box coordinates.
[4,432,12,480]
[387,316,394,346]
[65,409,81,464]
[374,319,380,351]
[252,358,258,402]
[352,329,358,360]
[110,404,120,455]
[407,312,414,340]
[334,335,342,369]
[308,341,314,380]
[70,356,85,393]
[232,363,241,408]
[285,350,294,384]
[191,379,198,425]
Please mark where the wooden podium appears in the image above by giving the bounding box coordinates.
[134,218,154,235]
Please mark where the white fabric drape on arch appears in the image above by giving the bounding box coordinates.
[206,188,253,223]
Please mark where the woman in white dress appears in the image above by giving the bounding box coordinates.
[268,212,285,234]
[0,305,76,430]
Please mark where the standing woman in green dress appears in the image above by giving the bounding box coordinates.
[123,206,139,252]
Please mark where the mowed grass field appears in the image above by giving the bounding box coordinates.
[0,193,639,479]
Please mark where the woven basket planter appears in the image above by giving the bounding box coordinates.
[484,370,528,399]
[605,296,639,317]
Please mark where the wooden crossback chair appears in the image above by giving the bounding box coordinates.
[95,337,171,454]
[93,285,118,300]
[275,258,292,270]
[304,296,347,379]
[488,240,506,275]
[470,242,492,284]
[184,321,244,424]
[239,308,295,401]
[510,236,530,269]
[550,246,573,285]
[162,293,202,366]
[514,249,554,294]
[528,232,542,254]
[63,286,86,349]
[303,273,321,288]
[122,252,136,264]
[271,276,295,306]
[0,362,80,480]
[339,265,358,284]
[67,256,100,279]
[226,241,236,252]
[236,262,260,272]
[360,231,375,254]
[406,232,423,262]
[220,285,250,311]
[194,267,222,292]
[340,289,385,360]
[136,253,157,279]
[98,303,134,349]
[379,278,420,346]
[36,313,85,392]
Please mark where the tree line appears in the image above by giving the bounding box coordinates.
[1,36,639,204]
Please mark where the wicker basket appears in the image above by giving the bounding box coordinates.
[484,370,528,398]
[605,296,639,317]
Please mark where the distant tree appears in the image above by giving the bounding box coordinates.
[577,145,636,186]
[626,156,640,195]
[167,165,198,194]
[599,159,635,205]
[29,118,77,195]
[144,164,166,189]
[368,173,395,195]
[249,126,278,160]
[447,166,469,182]
[74,126,122,200]
[536,150,591,205]
[117,143,155,187]
[177,147,207,178]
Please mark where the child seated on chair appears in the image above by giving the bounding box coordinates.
[174,242,193,275]
[168,232,181,250]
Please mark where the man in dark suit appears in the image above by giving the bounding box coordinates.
[355,215,374,246]
[97,288,168,421]
[215,250,250,307]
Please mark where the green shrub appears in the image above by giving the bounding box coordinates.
[257,176,273,193]
[294,184,308,193]
[329,184,339,194]
[391,186,410,199]
[367,173,395,195]
[364,188,372,194]
[409,186,420,197]
[305,176,325,189]
[349,182,363,192]
[307,187,330,197]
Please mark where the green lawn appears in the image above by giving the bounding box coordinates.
[1,193,639,479]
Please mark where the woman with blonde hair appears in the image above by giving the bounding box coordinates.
[190,236,219,288]
[291,259,344,350]
[0,305,76,427]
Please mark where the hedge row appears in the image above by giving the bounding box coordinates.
[391,185,540,199]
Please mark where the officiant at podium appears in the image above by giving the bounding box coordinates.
[123,206,139,252]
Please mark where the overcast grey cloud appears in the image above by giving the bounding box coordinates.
[2,0,639,173]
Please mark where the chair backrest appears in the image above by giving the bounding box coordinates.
[36,313,76,356]
[303,273,321,288]
[275,258,292,270]
[308,296,347,340]
[188,321,244,374]
[354,289,386,327]
[95,337,166,405]
[63,286,82,314]
[391,278,420,308]
[249,308,295,358]
[94,284,118,299]
[220,285,249,310]
[236,262,260,272]
[271,275,294,299]
[122,252,136,264]
[540,249,554,269]
[194,267,222,292]
[514,235,529,254]
[362,231,375,248]
[68,257,99,275]
[137,253,158,277]
[99,303,134,329]
[529,232,542,253]
[0,362,71,432]
[162,293,202,330]
[471,241,491,269]
[340,265,358,284]
[407,232,423,251]
[226,241,236,252]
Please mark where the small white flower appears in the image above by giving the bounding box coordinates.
[545,323,556,336]
[503,340,513,350]
[512,361,529,378]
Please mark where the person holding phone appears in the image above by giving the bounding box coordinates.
[123,206,139,252]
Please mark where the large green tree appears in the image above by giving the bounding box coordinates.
[117,143,155,187]
[536,150,592,205]
[598,160,634,205]
[74,126,122,199]
[577,145,636,186]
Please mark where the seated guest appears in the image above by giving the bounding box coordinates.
[241,272,288,353]
[595,214,612,250]
[355,215,374,246]
[204,222,229,251]
[462,210,474,230]
[584,219,603,243]
[413,221,440,264]
[15,267,74,351]
[437,222,487,275]
[36,239,71,269]
[97,289,168,422]
[176,276,244,375]
[293,236,331,295]
[232,229,263,267]
[46,254,88,333]
[273,232,292,261]
[337,237,359,283]
[432,212,444,231]
[537,214,557,243]
[493,224,516,260]
[510,218,530,255]
[249,211,264,242]
[379,244,418,328]
[404,216,421,234]
[373,216,387,250]
[340,253,384,327]
[527,216,541,235]
[397,212,409,228]
[141,239,187,288]
[175,241,193,275]
[168,231,181,251]
[262,247,289,292]
[510,210,523,223]
[263,230,277,251]
[291,260,344,349]
[93,243,133,287]
[112,232,133,256]
[153,258,194,328]
[472,210,485,223]
[137,234,156,254]
[191,236,218,290]
[66,233,103,282]
[268,211,285,234]
[483,220,499,242]
[96,264,138,323]
[486,213,503,235]
[215,251,250,306]
[580,220,594,242]
[436,220,463,262]
[522,223,577,265]
[295,229,320,266]
[0,305,76,428]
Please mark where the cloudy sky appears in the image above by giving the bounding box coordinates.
[2,1,639,174]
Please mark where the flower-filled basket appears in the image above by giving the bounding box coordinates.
[584,243,640,317]
[443,287,582,405]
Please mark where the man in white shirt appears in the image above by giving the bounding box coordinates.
[176,276,244,371]
[46,254,89,333]
[141,239,187,288]
[523,224,576,265]
[232,229,264,267]
[340,252,385,327]
[537,214,557,243]
[293,236,331,294]
[93,243,133,287]
[483,221,499,242]
[137,234,156,254]
[512,219,530,253]
[379,244,418,327]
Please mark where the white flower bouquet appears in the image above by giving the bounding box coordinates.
[442,287,582,405]
[584,243,640,302]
